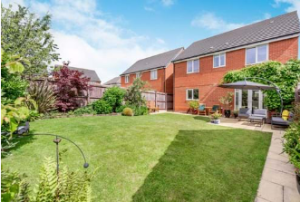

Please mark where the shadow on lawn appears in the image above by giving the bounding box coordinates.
[132,129,270,202]
[193,116,210,122]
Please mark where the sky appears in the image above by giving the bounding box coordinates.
[2,0,300,83]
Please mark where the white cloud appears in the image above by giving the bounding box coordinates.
[3,0,167,82]
[264,13,272,19]
[144,6,155,12]
[191,12,244,32]
[274,0,300,13]
[161,0,174,7]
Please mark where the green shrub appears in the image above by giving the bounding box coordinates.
[102,86,125,112]
[122,107,133,116]
[188,100,199,110]
[28,110,40,121]
[283,120,300,174]
[116,105,126,113]
[132,106,149,116]
[73,105,96,116]
[92,100,112,114]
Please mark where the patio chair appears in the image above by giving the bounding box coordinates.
[198,104,206,116]
[209,105,221,114]
[251,109,267,119]
[238,108,251,121]
[147,101,159,113]
[271,112,293,129]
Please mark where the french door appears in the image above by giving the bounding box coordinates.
[234,89,265,112]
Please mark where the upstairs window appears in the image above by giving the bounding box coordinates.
[187,59,200,73]
[213,53,226,68]
[186,89,199,100]
[125,75,129,83]
[150,69,157,80]
[136,72,141,78]
[246,45,268,65]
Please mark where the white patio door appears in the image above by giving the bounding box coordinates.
[234,89,264,112]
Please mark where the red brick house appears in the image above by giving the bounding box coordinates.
[173,11,300,112]
[120,48,184,94]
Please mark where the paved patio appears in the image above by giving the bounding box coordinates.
[153,112,300,202]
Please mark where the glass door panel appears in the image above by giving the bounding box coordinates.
[241,90,248,108]
[252,90,259,110]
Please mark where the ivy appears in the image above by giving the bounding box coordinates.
[223,60,300,111]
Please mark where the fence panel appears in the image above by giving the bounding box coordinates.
[142,91,173,110]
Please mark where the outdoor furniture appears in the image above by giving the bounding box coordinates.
[238,108,251,120]
[198,104,207,115]
[271,113,293,129]
[251,109,267,119]
[249,116,264,127]
[209,105,221,114]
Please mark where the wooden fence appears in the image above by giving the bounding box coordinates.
[142,91,173,110]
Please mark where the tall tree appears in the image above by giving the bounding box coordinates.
[1,4,60,78]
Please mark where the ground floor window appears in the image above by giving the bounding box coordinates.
[234,89,265,112]
[186,89,199,100]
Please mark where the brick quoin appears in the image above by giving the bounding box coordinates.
[174,37,299,112]
[121,63,174,94]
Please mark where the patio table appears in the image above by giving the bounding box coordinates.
[249,116,264,127]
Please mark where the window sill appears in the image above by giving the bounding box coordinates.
[213,65,226,69]
[186,71,199,74]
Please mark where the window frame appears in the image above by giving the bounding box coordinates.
[136,72,141,78]
[150,69,157,80]
[187,59,200,74]
[213,53,226,68]
[245,44,269,65]
[125,74,129,83]
[186,89,199,100]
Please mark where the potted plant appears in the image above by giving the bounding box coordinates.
[210,112,222,124]
[189,101,199,114]
[219,92,233,118]
[233,110,239,118]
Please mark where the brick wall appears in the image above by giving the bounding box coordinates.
[174,37,299,112]
[165,63,174,94]
[120,68,166,92]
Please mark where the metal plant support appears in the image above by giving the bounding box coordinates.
[244,77,283,115]
[33,133,89,174]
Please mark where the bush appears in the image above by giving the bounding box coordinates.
[102,86,125,112]
[132,106,149,116]
[73,105,96,116]
[92,100,112,114]
[116,105,126,113]
[188,100,199,110]
[122,107,133,116]
[283,120,300,174]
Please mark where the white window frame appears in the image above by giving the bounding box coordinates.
[187,59,200,74]
[125,75,129,83]
[136,72,141,78]
[150,69,157,80]
[213,53,226,68]
[245,44,269,65]
[186,89,199,100]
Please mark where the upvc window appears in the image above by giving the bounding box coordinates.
[136,72,141,78]
[186,89,199,100]
[125,75,129,83]
[213,53,226,68]
[150,69,157,80]
[246,45,268,65]
[187,59,200,73]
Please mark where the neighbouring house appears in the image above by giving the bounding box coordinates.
[173,11,300,112]
[104,77,121,87]
[120,47,184,94]
[68,66,101,84]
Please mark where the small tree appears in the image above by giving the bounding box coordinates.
[124,78,147,107]
[102,86,125,112]
[219,92,233,110]
[53,62,90,112]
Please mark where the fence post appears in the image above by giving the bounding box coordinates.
[155,91,157,108]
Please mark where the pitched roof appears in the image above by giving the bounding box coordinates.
[104,77,121,85]
[68,66,101,83]
[121,47,184,75]
[174,11,300,62]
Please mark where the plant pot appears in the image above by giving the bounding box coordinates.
[297,172,300,194]
[193,109,198,114]
[233,114,238,118]
[224,110,231,118]
[211,119,220,124]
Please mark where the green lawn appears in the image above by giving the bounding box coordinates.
[2,113,272,202]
